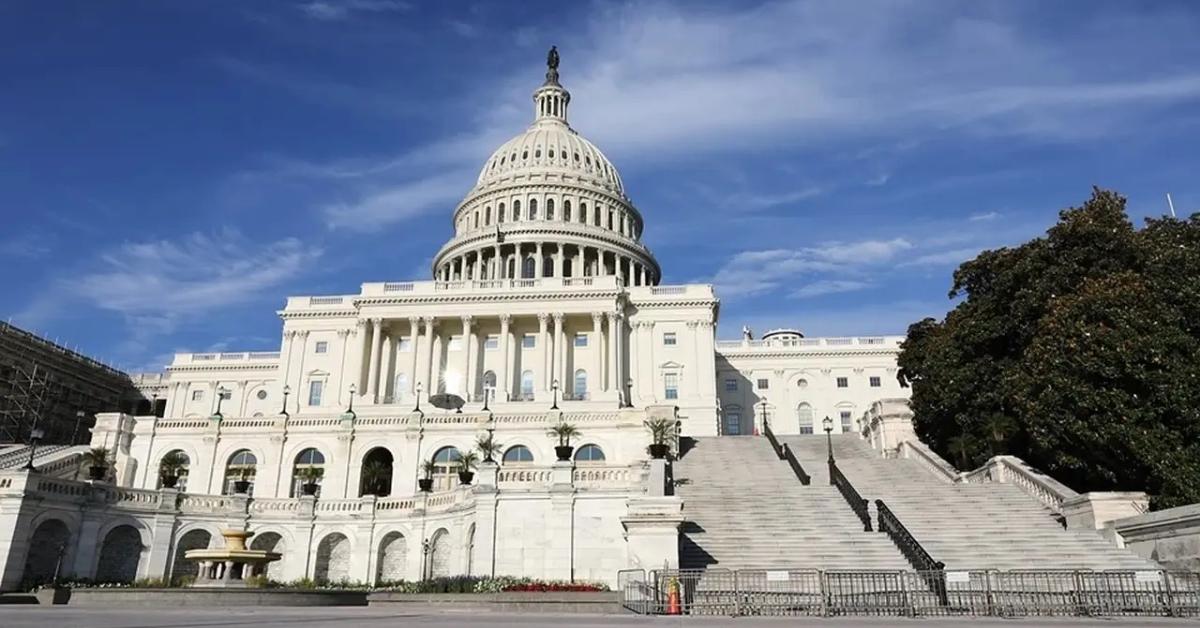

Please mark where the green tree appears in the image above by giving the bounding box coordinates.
[898,188,1200,508]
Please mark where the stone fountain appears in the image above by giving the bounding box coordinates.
[185,529,280,587]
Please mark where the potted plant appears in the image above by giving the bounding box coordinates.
[645,417,675,459]
[158,451,187,489]
[457,450,479,485]
[418,459,436,492]
[81,447,110,481]
[476,433,502,463]
[548,422,581,461]
[297,466,323,496]
[233,468,253,494]
[360,460,392,496]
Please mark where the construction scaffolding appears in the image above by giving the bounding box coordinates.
[0,321,143,445]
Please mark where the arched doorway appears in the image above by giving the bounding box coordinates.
[359,447,393,497]
[158,450,190,491]
[428,528,451,578]
[22,519,70,586]
[375,532,407,584]
[96,525,142,583]
[170,529,212,584]
[250,532,285,581]
[314,533,350,584]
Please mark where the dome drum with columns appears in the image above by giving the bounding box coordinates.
[431,49,660,287]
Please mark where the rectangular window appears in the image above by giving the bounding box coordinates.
[664,373,679,400]
[574,333,588,348]
[725,411,741,436]
[836,376,849,388]
[522,334,536,349]
[869,376,881,388]
[191,390,204,402]
[724,378,738,392]
[484,335,498,350]
[663,332,677,346]
[308,381,324,406]
[448,335,462,350]
[756,378,769,390]
[314,341,328,354]
[398,338,413,352]
[840,410,853,432]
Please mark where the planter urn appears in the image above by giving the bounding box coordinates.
[160,474,179,489]
[649,443,670,459]
[458,471,475,486]
[88,465,107,481]
[555,445,574,462]
[301,482,319,496]
[233,480,251,494]
[418,478,434,492]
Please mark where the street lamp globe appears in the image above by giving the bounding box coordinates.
[822,416,834,434]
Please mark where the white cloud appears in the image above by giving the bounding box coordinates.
[322,169,475,231]
[792,279,871,299]
[712,238,911,298]
[969,211,1000,221]
[899,247,981,268]
[299,0,412,21]
[739,187,824,211]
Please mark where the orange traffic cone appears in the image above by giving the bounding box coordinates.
[666,577,681,615]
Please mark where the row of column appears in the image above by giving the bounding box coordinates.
[435,241,654,286]
[352,312,628,405]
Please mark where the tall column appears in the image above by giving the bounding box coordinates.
[280,331,296,391]
[380,329,395,402]
[641,266,650,286]
[573,246,582,278]
[615,314,626,405]
[535,242,544,278]
[354,319,370,393]
[473,251,482,281]
[641,321,656,402]
[461,315,473,398]
[366,318,384,403]
[407,317,420,397]
[493,244,501,279]
[554,244,564,278]
[292,331,310,412]
[552,312,565,394]
[608,313,620,398]
[591,313,604,397]
[332,328,350,406]
[538,313,551,393]
[499,314,511,400]
[424,317,437,396]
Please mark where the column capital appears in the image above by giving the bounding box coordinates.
[285,330,298,339]
[537,312,550,325]
[607,310,623,322]
[499,313,512,325]
[422,316,438,328]
[296,329,311,339]
[460,314,474,326]
[369,317,383,326]
[591,312,604,325]
[337,328,352,338]
[552,312,565,324]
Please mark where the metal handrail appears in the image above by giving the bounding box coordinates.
[830,461,871,531]
[876,499,946,605]
[762,425,810,485]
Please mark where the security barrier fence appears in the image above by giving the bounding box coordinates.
[617,568,1200,617]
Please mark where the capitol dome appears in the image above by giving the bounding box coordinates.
[432,47,660,287]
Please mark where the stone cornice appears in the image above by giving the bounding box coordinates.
[166,363,280,374]
[716,348,901,359]
[353,290,623,307]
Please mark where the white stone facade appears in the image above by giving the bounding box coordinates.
[0,52,909,591]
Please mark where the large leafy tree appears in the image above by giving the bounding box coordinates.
[898,188,1200,508]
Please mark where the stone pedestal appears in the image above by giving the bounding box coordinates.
[621,496,683,572]
[1062,492,1149,531]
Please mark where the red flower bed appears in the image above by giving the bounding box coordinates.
[502,582,605,592]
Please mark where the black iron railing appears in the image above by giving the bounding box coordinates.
[763,425,810,485]
[830,461,871,531]
[876,499,947,605]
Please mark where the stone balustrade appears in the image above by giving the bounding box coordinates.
[960,454,1080,515]
[715,336,903,351]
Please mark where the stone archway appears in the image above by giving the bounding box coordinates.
[22,519,71,586]
[170,529,212,584]
[375,532,407,584]
[250,532,285,581]
[428,528,451,578]
[96,525,143,583]
[313,533,350,584]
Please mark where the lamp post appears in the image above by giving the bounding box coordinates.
[344,383,357,418]
[823,415,835,485]
[23,426,45,470]
[280,385,291,416]
[150,392,159,417]
[72,410,85,445]
[624,378,634,408]
[483,410,496,463]
[212,386,229,420]
[414,382,423,413]
[758,396,768,436]
[551,379,559,410]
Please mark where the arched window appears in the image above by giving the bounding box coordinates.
[498,202,506,223]
[563,200,572,222]
[578,202,587,223]
[158,450,190,491]
[542,255,553,277]
[224,449,257,495]
[431,446,461,492]
[512,200,520,220]
[502,445,534,464]
[473,212,479,229]
[291,448,326,497]
[529,198,538,220]
[594,206,603,226]
[574,444,605,462]
[483,370,497,402]
[797,403,814,435]
[520,370,535,400]
[484,206,491,225]
[573,369,588,400]
[546,198,555,220]
[522,256,535,279]
[360,447,393,496]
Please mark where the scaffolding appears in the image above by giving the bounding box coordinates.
[0,362,51,444]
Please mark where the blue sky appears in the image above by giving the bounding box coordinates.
[2,0,1199,373]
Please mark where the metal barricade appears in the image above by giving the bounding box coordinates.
[650,568,737,615]
[905,569,990,616]
[1167,571,1200,617]
[823,570,908,615]
[617,569,651,614]
[735,569,823,616]
[1077,571,1171,617]
[990,570,1086,617]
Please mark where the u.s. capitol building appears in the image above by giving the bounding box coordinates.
[20,50,1127,592]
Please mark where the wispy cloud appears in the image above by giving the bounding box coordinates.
[713,238,912,298]
[899,247,982,268]
[969,211,1000,222]
[299,0,412,21]
[792,279,871,299]
[322,169,474,231]
[740,187,824,211]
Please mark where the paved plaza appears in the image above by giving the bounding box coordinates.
[1,607,1197,628]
